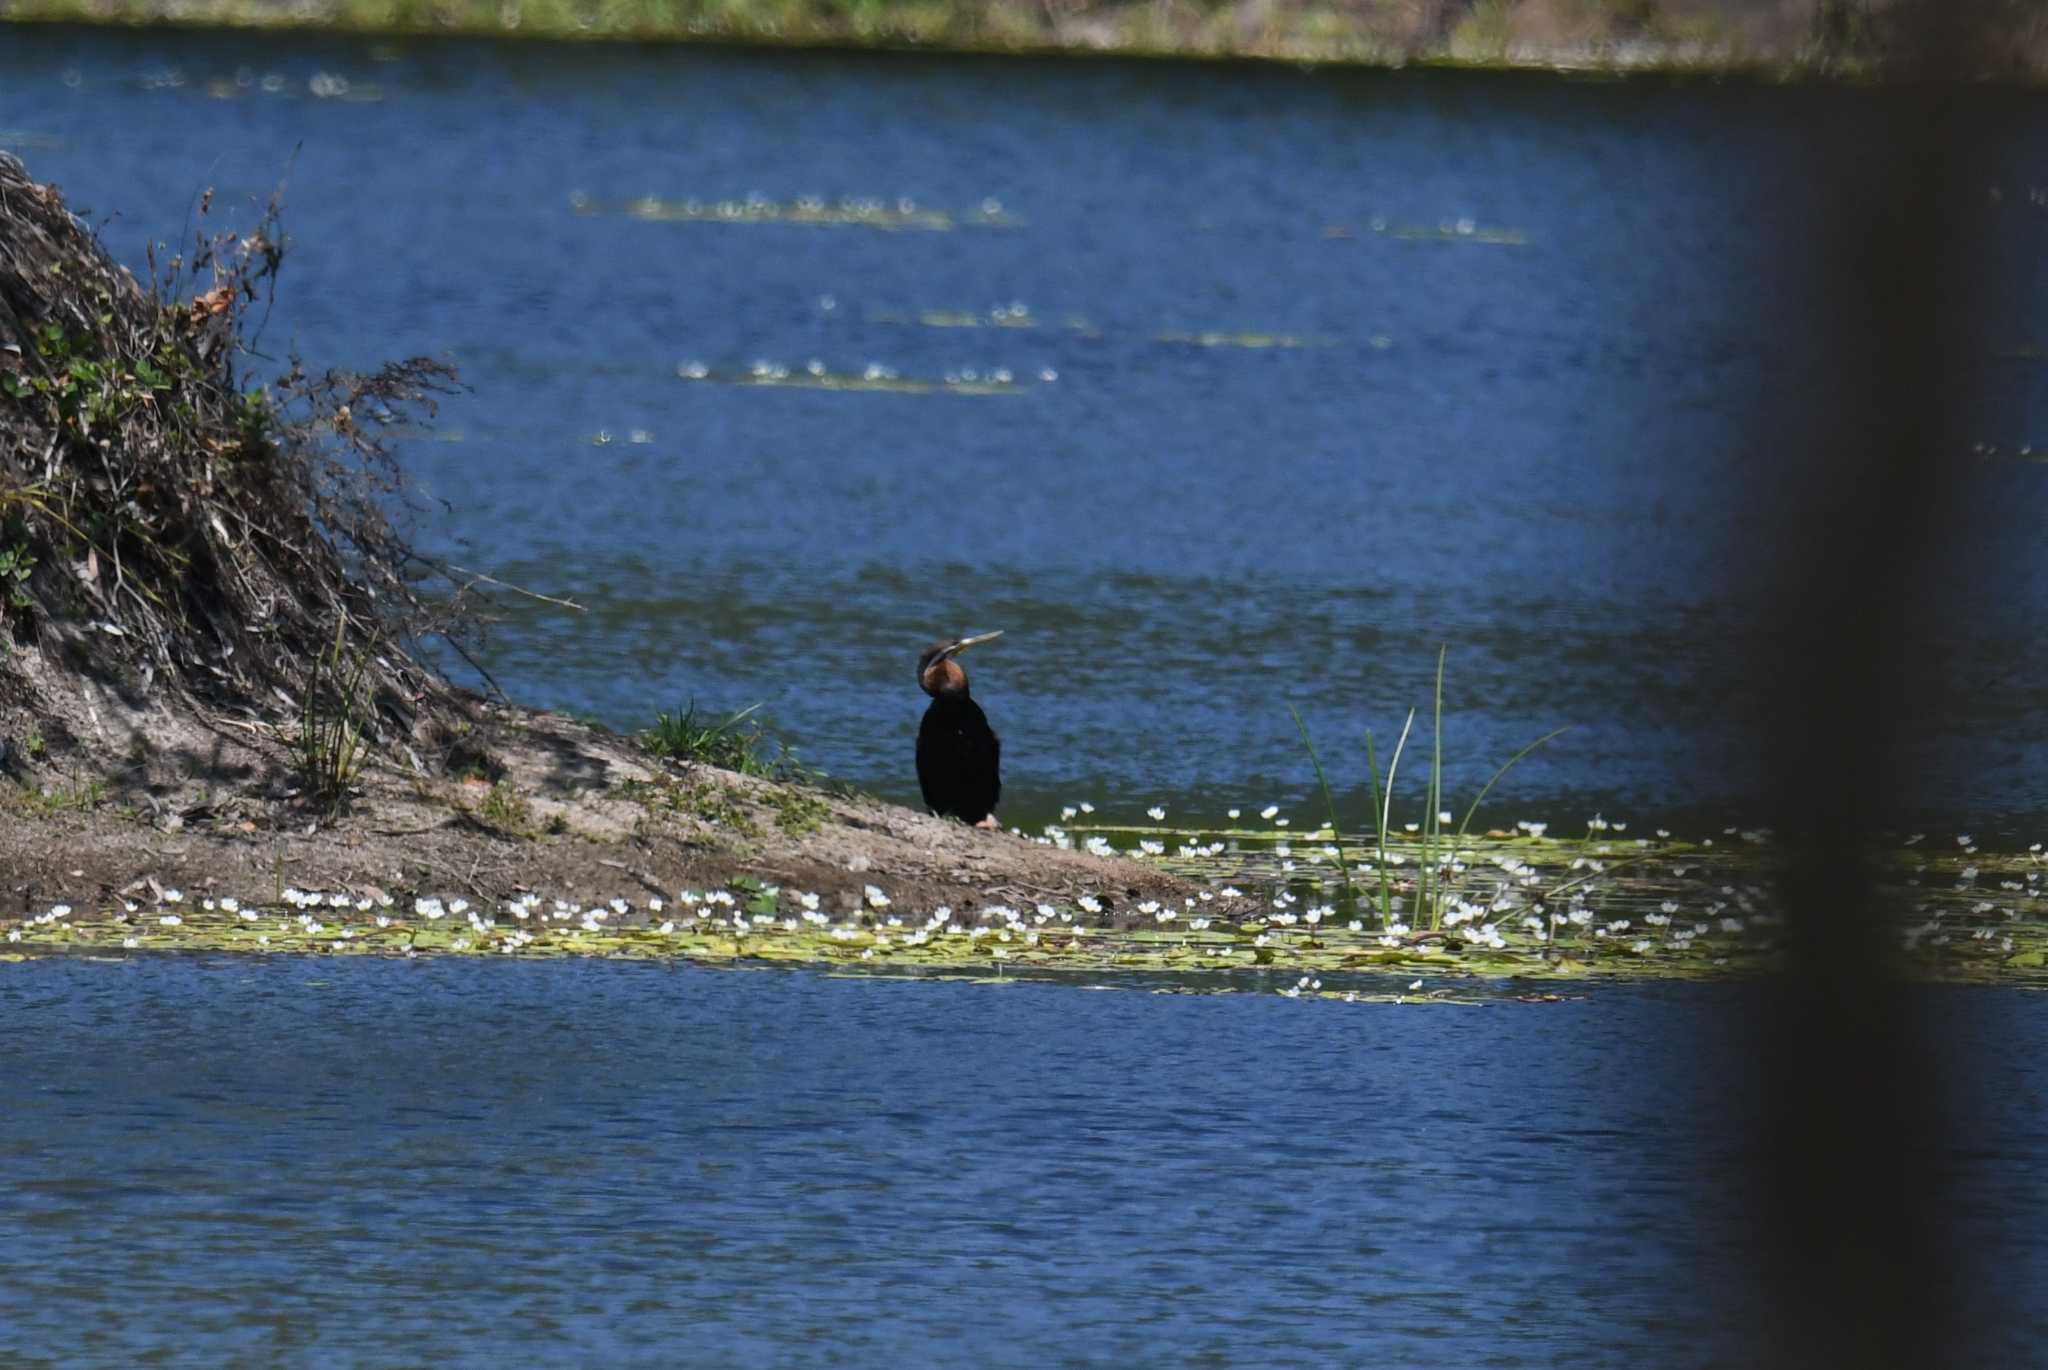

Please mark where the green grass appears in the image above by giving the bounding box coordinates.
[623,774,761,837]
[297,620,370,811]
[476,781,535,835]
[768,782,829,835]
[9,776,104,814]
[1296,646,1566,930]
[641,702,783,776]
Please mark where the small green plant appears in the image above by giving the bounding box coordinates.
[478,781,534,835]
[769,782,829,835]
[1448,0,1514,59]
[0,541,33,613]
[642,702,779,776]
[11,777,102,814]
[622,776,760,838]
[24,725,45,760]
[1297,647,1566,930]
[297,620,370,810]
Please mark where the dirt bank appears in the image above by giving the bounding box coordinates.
[1,663,1218,924]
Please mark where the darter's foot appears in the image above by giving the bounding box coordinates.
[974,815,1001,831]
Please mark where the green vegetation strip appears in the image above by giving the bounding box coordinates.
[7,0,2031,81]
[8,827,2046,992]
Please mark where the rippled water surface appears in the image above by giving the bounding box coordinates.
[5,32,2047,830]
[0,956,2034,1364]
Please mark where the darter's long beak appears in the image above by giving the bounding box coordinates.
[940,630,1003,659]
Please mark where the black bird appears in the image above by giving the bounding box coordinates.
[916,631,1003,828]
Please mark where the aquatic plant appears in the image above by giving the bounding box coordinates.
[8,830,2045,991]
[1295,647,1566,929]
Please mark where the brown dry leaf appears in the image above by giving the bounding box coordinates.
[186,286,234,327]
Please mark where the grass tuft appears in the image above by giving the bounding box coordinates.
[1296,648,1565,929]
[642,702,782,777]
[297,620,370,810]
[477,781,535,836]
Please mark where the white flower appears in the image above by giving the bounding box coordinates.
[864,885,890,908]
[159,914,182,926]
[1147,806,1166,821]
[1260,805,1280,820]
[1227,808,1241,819]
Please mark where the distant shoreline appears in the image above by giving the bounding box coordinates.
[3,0,2043,83]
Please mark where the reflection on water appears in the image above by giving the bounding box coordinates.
[2,33,2045,834]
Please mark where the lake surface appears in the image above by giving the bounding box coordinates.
[0,955,2035,1365]
[2,32,2046,835]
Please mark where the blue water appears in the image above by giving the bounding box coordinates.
[0,958,2039,1359]
[1,957,2042,1364]
[4,33,2048,833]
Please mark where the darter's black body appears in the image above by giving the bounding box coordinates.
[915,632,1003,826]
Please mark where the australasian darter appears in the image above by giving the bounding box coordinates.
[916,631,1003,828]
